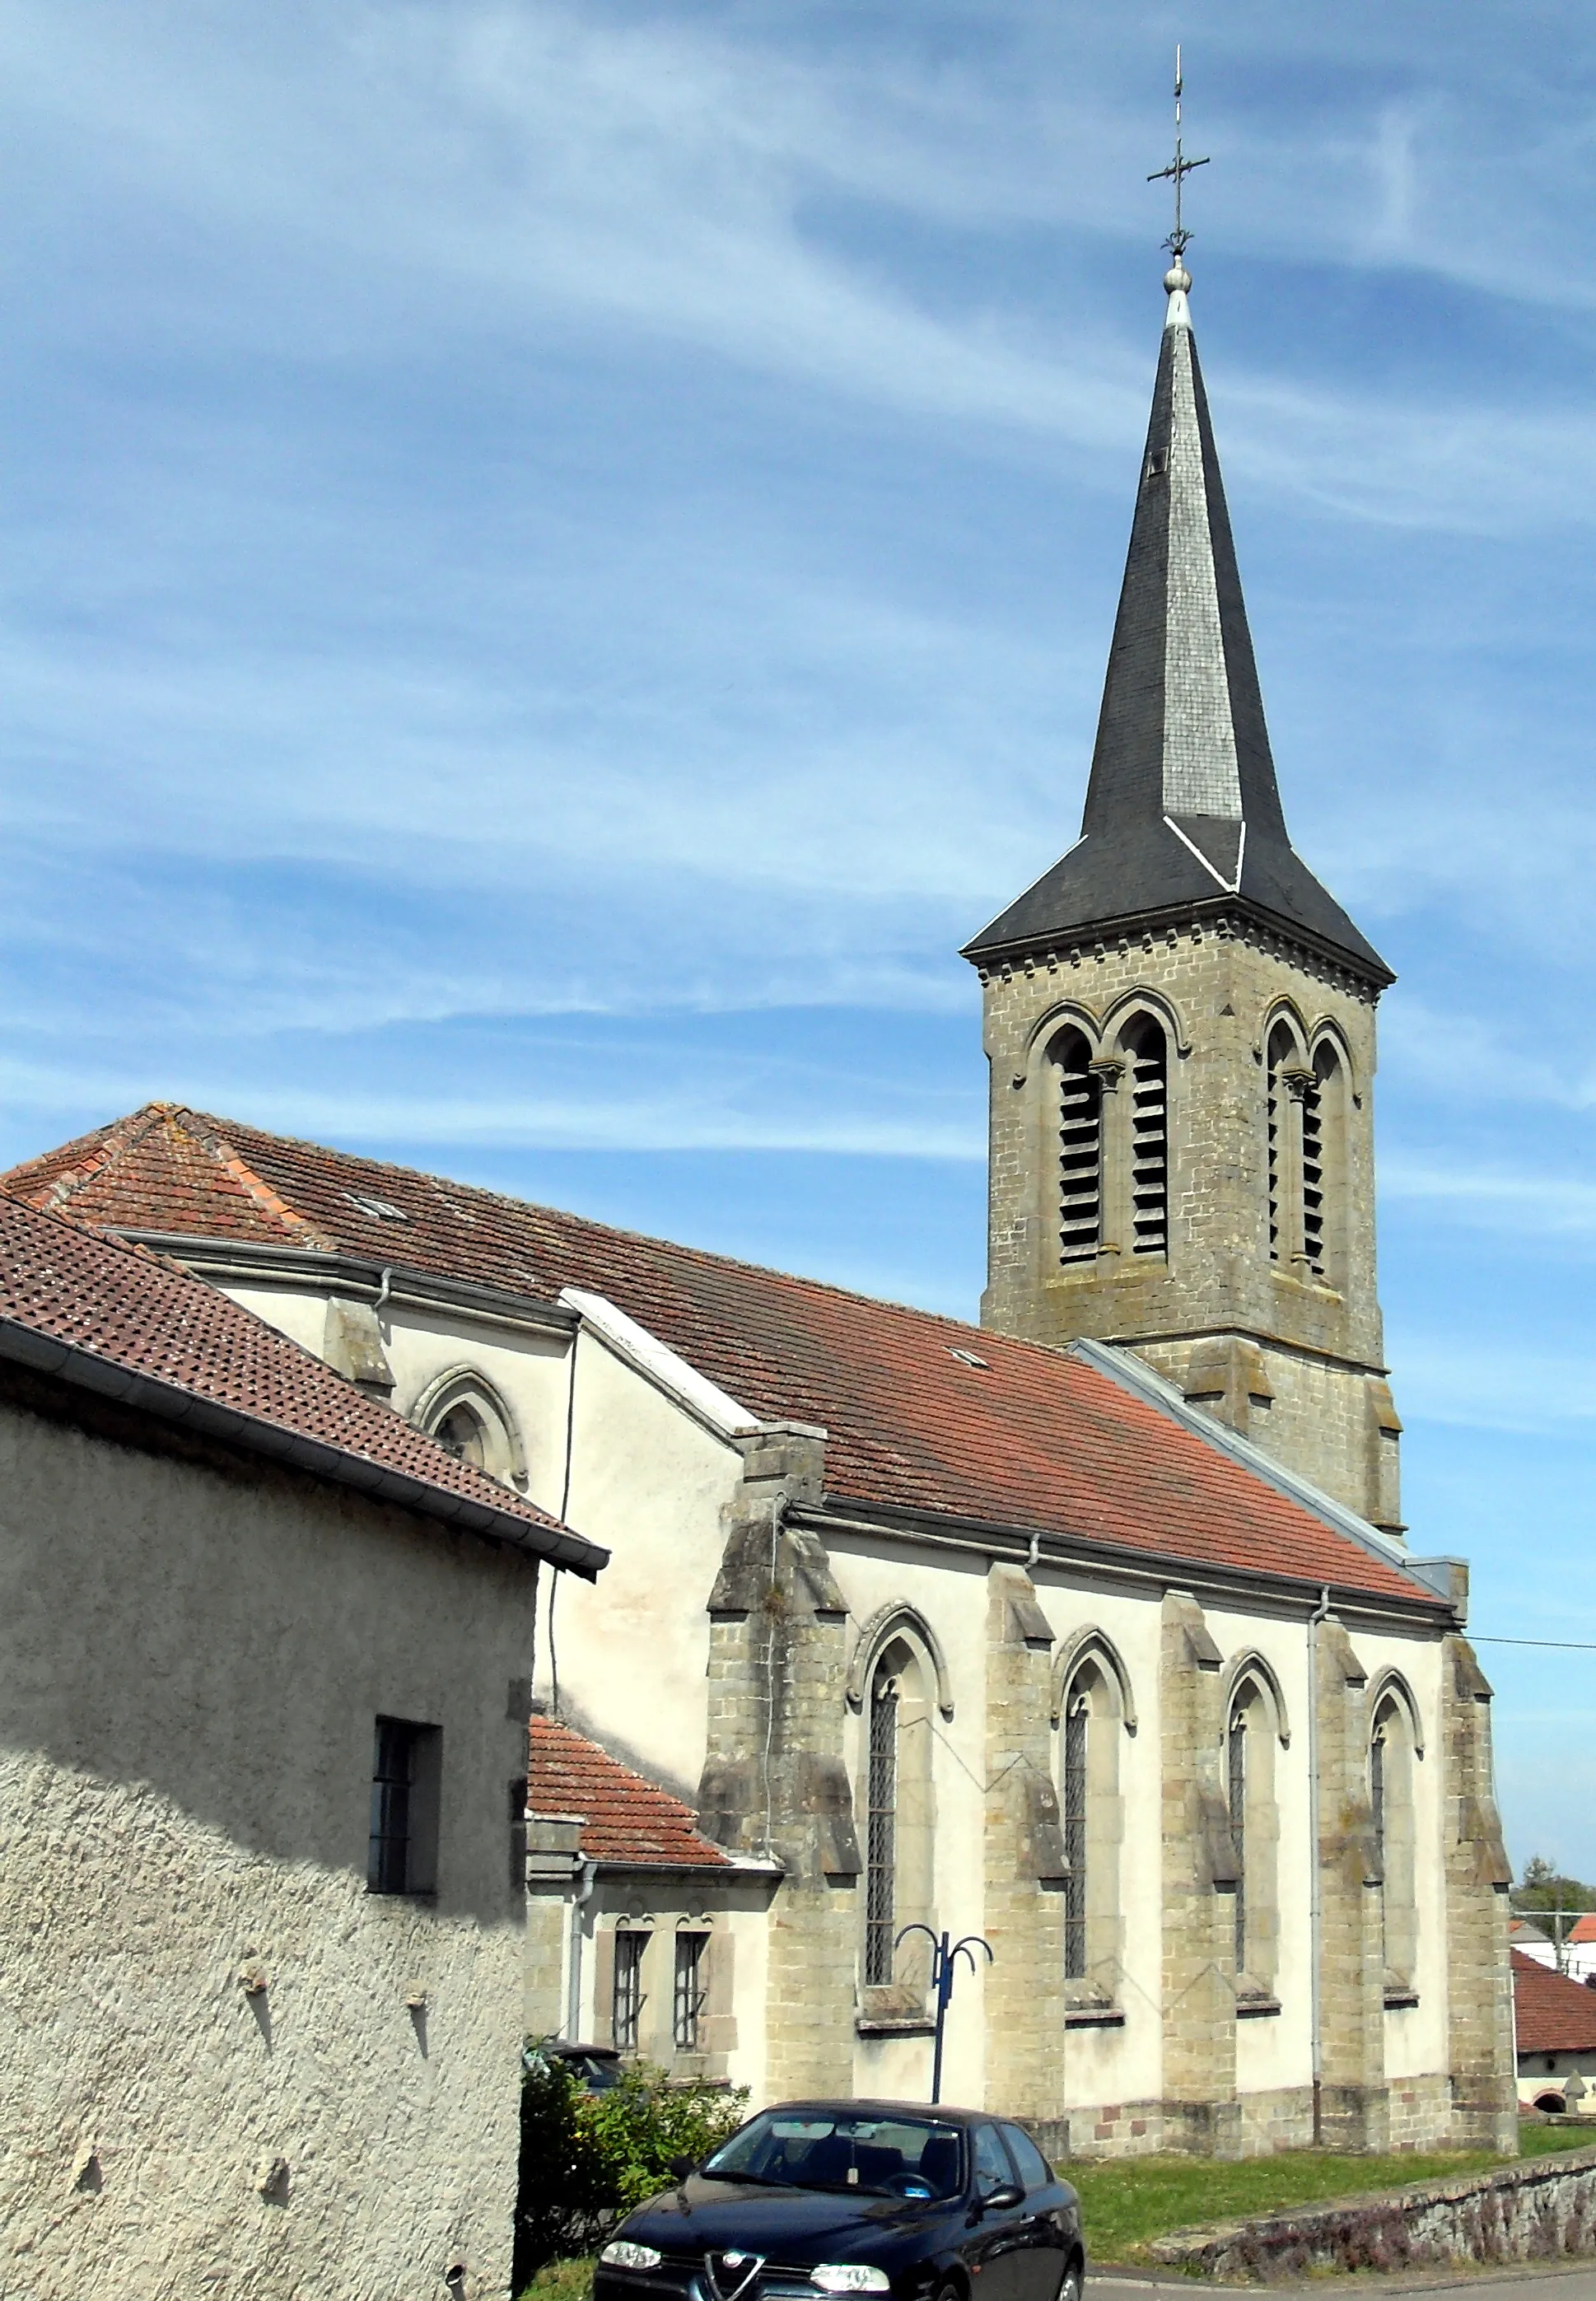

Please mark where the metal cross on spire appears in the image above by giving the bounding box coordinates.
[1146,45,1209,260]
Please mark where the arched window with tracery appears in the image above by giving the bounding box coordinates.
[1052,1026,1101,1264]
[1371,1685,1419,1995]
[861,1633,936,1999]
[1225,1672,1281,1996]
[1120,1015,1169,1258]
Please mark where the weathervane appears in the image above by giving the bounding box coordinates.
[1146,44,1208,262]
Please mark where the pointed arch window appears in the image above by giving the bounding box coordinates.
[1266,1020,1346,1288]
[1062,1692,1089,1979]
[1371,1687,1419,1998]
[1054,1028,1101,1264]
[1225,1673,1281,1997]
[1266,1021,1294,1265]
[865,1656,899,1986]
[860,1631,936,2002]
[1122,1015,1169,1257]
[1052,1633,1132,2004]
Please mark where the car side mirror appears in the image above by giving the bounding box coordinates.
[669,2155,698,2181]
[978,2182,1025,2215]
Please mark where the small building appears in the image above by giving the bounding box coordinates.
[1562,1913,1596,1984]
[1513,1950,1596,2111]
[1510,1917,1557,1971]
[0,1194,604,2299]
[524,1714,778,2081]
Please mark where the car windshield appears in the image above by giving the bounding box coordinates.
[703,2112,964,2201]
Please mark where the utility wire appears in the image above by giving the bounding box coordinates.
[1472,1636,1596,1650]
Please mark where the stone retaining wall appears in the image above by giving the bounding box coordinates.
[1146,2145,1596,2281]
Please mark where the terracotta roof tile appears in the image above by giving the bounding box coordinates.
[4,1104,1444,1607]
[0,1188,601,1574]
[528,1716,729,1869]
[1513,1949,1596,2055]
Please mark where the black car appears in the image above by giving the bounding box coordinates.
[595,2099,1082,2301]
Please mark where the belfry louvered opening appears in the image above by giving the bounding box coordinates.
[1122,1017,1169,1257]
[1266,1021,1293,1265]
[1054,1028,1101,1264]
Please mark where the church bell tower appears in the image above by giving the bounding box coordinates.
[964,251,1403,1534]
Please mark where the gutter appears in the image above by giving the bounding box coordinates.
[110,1231,577,1343]
[792,1501,1451,1631]
[0,1315,609,1580]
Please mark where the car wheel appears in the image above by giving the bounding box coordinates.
[932,2281,964,2301]
[1055,2261,1084,2301]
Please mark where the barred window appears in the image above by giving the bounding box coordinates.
[367,1715,441,1896]
[1227,1703,1248,1976]
[1062,1693,1089,1979]
[865,1657,900,1985]
[614,1930,648,2051]
[673,1932,708,2051]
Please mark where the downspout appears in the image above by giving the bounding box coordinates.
[566,1855,598,2041]
[1308,1584,1332,2145]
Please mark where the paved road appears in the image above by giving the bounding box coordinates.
[1094,2271,1596,2301]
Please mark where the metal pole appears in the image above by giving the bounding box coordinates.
[931,1932,954,2104]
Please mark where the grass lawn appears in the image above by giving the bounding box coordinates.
[1076,2121,1594,2264]
[517,2123,1596,2294]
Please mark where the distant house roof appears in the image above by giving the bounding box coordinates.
[0,1189,604,1578]
[1512,1917,1554,1944]
[527,1715,730,1869]
[4,1102,1449,1612]
[1513,1949,1596,2055]
[1567,1915,1596,1944]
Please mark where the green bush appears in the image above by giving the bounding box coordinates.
[514,2052,749,2291]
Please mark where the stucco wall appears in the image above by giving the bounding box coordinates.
[0,1382,539,2301]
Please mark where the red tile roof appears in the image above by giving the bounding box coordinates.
[0,1188,603,1576]
[1513,1949,1596,2055]
[528,1715,730,1869]
[4,1104,1444,1608]
[1568,1915,1596,1944]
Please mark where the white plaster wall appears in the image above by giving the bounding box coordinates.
[1353,1627,1449,2083]
[222,1284,743,1806]
[826,1538,991,2111]
[222,1283,573,1515]
[1032,1572,1168,2114]
[552,1333,745,1799]
[0,1392,538,2301]
[1205,1603,1314,2103]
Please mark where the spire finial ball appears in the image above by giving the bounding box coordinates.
[1164,262,1192,296]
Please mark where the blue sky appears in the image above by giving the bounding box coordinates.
[5,0,1596,1869]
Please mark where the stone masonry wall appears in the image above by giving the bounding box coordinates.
[1314,1617,1388,2150]
[696,1430,861,2102]
[1159,1591,1239,2154]
[977,912,1394,1524]
[1440,1635,1516,2150]
[983,1566,1068,2138]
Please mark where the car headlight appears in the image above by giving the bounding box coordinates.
[601,2243,663,2271]
[811,2270,890,2294]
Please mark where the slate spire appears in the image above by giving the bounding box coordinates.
[965,263,1390,982]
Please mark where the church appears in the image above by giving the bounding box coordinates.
[4,251,1514,2160]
